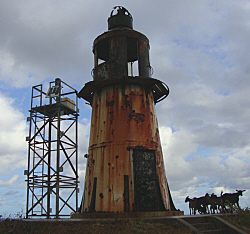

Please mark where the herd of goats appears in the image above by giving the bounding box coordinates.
[185,190,246,215]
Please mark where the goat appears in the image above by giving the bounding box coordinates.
[195,193,211,214]
[221,190,245,212]
[209,193,225,214]
[185,196,198,215]
[206,193,217,214]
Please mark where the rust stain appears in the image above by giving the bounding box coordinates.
[81,84,172,212]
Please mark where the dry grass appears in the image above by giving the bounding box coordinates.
[222,207,250,233]
[2,208,250,234]
[0,218,192,234]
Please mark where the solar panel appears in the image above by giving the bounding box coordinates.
[46,85,60,98]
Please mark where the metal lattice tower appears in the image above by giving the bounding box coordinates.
[25,78,79,218]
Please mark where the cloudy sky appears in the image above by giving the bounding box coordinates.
[0,0,250,216]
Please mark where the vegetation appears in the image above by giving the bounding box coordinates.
[0,218,192,234]
[222,207,250,233]
[1,208,250,234]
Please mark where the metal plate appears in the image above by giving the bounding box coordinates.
[133,149,159,212]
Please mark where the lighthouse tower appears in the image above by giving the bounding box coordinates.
[78,6,177,213]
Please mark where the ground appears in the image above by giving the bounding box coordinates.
[0,218,192,234]
[1,211,250,234]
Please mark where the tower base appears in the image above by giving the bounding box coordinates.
[71,211,184,219]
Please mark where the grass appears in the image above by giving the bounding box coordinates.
[1,208,250,234]
[222,207,250,233]
[0,217,192,234]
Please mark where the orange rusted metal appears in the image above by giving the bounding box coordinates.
[78,6,176,213]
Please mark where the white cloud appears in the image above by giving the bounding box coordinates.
[0,92,27,172]
[0,175,20,187]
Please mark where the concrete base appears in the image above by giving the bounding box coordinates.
[71,210,184,219]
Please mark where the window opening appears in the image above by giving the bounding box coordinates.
[127,61,139,77]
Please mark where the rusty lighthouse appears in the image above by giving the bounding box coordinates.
[78,6,177,214]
